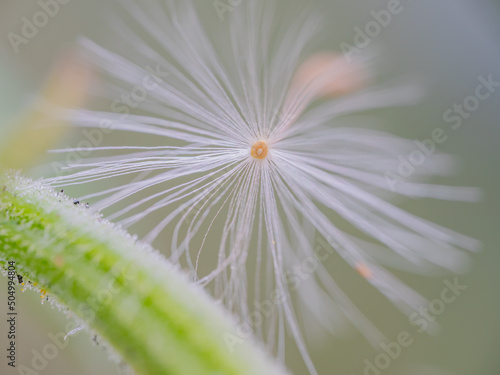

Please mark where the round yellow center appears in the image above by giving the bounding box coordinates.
[251,141,268,159]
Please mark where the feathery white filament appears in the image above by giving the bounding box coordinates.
[45,1,480,374]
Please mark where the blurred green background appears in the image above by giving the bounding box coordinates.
[1,1,499,374]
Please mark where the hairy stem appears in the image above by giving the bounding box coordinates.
[0,173,287,375]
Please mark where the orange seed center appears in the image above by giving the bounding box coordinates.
[251,141,268,159]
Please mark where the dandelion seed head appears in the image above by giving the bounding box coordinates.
[43,1,481,373]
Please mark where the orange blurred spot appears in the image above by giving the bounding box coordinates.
[356,263,373,279]
[277,51,369,134]
[54,254,64,268]
[290,52,368,99]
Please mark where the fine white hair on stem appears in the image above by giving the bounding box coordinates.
[45,0,480,373]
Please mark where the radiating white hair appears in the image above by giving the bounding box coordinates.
[45,1,480,373]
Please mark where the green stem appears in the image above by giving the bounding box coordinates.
[0,173,288,375]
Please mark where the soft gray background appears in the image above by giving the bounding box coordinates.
[0,1,499,374]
